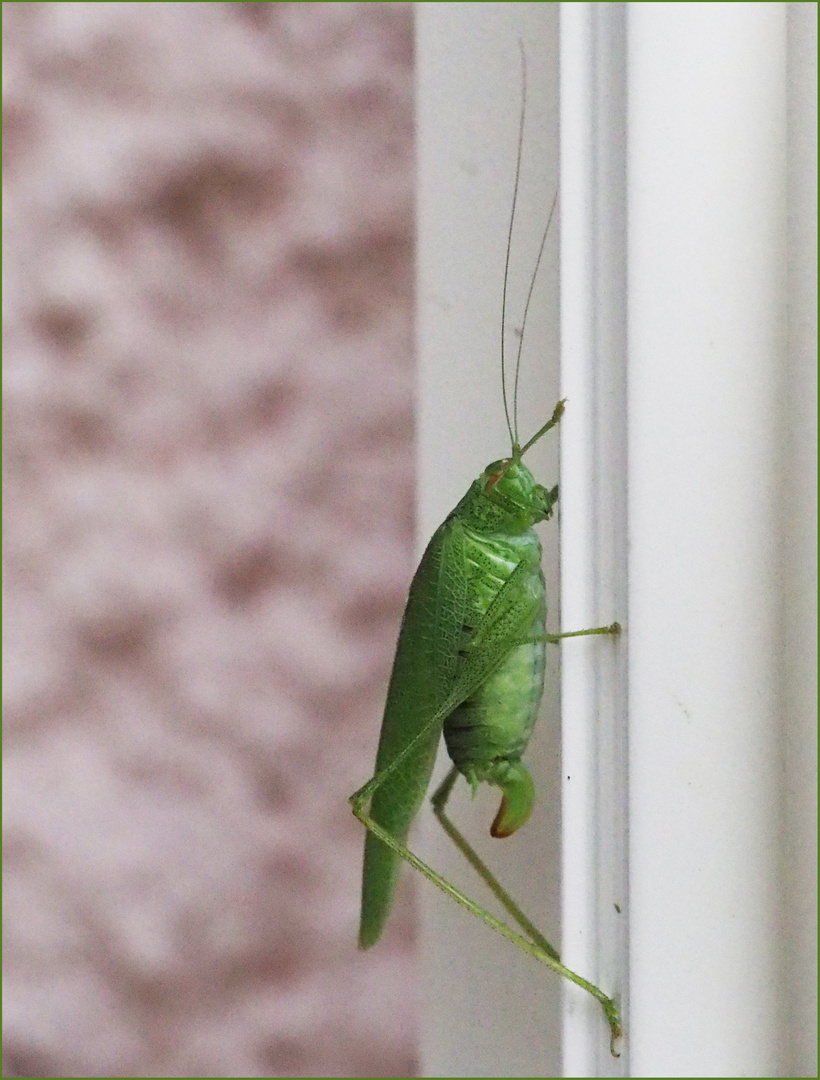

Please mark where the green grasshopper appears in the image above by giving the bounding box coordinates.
[350,57,622,1054]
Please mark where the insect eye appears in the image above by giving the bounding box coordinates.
[485,460,510,489]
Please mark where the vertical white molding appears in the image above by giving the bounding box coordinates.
[627,5,788,1075]
[417,6,564,1076]
[560,5,629,1077]
[419,3,813,1076]
[780,4,817,1076]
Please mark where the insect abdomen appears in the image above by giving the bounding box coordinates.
[443,528,546,784]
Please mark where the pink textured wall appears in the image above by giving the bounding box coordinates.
[3,3,417,1076]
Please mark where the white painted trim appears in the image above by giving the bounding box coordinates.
[626,4,799,1075]
[560,5,629,1076]
[417,5,564,1077]
[780,6,818,1074]
[417,2,816,1076]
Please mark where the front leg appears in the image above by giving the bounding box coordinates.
[531,621,621,645]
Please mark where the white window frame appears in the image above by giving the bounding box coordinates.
[416,4,816,1076]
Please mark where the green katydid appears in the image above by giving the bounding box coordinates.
[350,52,622,1054]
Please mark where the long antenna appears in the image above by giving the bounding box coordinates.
[500,42,528,453]
[512,187,559,445]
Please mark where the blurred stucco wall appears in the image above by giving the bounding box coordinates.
[2,3,417,1076]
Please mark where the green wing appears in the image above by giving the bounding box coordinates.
[359,516,469,948]
[359,517,543,948]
